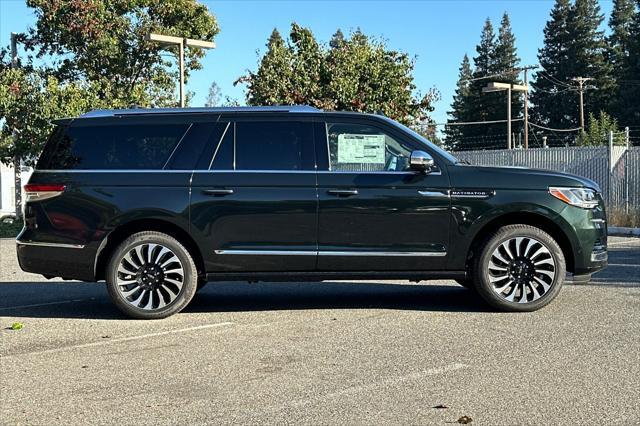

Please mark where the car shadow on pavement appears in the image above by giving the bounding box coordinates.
[0,281,492,320]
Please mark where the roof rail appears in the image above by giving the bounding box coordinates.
[80,105,321,118]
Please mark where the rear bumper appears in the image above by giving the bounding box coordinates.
[16,237,97,281]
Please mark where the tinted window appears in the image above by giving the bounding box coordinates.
[326,122,413,172]
[209,122,234,170]
[235,121,314,171]
[38,123,189,170]
[168,123,216,170]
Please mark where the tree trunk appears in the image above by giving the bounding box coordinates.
[14,155,22,220]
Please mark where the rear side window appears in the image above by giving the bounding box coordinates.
[234,121,314,171]
[38,123,189,170]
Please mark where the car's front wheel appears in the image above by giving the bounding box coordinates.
[106,231,198,319]
[473,224,566,312]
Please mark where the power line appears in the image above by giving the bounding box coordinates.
[529,122,581,132]
[437,118,524,126]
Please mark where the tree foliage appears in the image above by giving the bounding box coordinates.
[0,69,109,165]
[579,111,626,146]
[531,0,615,142]
[237,24,439,127]
[23,0,220,107]
[445,14,522,150]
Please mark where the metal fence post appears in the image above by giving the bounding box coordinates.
[608,131,613,207]
[625,127,630,214]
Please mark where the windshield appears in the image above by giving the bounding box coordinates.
[380,116,460,164]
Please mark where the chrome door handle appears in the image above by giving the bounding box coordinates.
[202,189,234,196]
[327,189,359,197]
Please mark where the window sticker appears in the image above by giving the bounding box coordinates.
[337,134,385,164]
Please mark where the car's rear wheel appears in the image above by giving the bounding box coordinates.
[106,231,198,319]
[474,224,565,312]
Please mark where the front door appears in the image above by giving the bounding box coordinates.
[190,117,318,272]
[315,119,451,271]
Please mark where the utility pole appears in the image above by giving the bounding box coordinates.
[10,32,22,220]
[572,77,593,135]
[147,33,215,108]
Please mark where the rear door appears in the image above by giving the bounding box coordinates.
[315,118,451,271]
[189,115,318,272]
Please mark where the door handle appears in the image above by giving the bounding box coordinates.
[202,189,234,196]
[327,189,358,197]
[418,190,449,198]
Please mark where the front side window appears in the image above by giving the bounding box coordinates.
[326,123,413,172]
[38,124,189,170]
[234,121,314,171]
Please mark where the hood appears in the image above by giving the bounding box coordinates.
[449,164,601,192]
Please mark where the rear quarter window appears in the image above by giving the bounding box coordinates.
[37,123,190,170]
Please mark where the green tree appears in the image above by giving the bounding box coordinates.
[579,111,625,146]
[531,0,578,138]
[567,0,614,118]
[613,0,640,131]
[460,17,522,149]
[0,69,107,166]
[205,81,222,107]
[23,0,220,107]
[444,54,473,150]
[491,13,523,144]
[239,28,295,105]
[238,24,438,126]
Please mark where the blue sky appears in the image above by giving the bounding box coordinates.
[0,0,614,126]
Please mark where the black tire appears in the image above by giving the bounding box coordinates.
[106,231,198,319]
[473,224,566,312]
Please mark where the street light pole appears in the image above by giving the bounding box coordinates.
[147,33,216,108]
[483,82,528,150]
[10,32,22,220]
[506,86,511,150]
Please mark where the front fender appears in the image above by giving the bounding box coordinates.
[446,189,580,270]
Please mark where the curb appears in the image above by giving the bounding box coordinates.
[608,227,640,237]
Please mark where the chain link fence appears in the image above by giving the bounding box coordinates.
[453,144,640,211]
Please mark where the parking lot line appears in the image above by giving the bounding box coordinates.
[262,362,469,414]
[3,321,235,358]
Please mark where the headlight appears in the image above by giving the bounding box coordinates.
[549,187,599,209]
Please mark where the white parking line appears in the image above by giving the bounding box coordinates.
[0,298,94,311]
[264,362,469,413]
[4,322,234,357]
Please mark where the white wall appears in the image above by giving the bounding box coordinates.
[0,162,33,216]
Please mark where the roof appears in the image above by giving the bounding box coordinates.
[80,105,321,118]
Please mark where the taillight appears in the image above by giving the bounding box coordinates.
[24,184,66,202]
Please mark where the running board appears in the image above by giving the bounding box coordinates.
[205,270,466,283]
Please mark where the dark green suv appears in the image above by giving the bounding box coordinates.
[17,106,608,319]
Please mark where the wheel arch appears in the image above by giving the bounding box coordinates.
[465,212,576,274]
[94,219,205,281]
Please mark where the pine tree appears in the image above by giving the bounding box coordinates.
[241,28,294,105]
[492,13,523,144]
[460,18,497,147]
[445,54,473,150]
[567,0,614,119]
[462,17,522,149]
[531,0,577,137]
[612,0,640,130]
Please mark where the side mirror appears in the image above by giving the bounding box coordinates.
[409,150,435,173]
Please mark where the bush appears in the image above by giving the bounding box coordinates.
[608,208,640,228]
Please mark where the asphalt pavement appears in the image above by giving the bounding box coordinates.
[1,237,639,425]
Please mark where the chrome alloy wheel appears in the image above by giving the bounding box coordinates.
[116,243,185,310]
[487,237,556,304]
